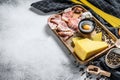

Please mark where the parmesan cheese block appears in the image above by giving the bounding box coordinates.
[74,38,108,61]
[72,37,82,44]
[92,32,102,41]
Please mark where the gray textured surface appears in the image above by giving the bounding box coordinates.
[0,0,92,80]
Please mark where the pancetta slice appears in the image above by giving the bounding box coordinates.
[68,18,81,30]
[62,11,73,22]
[48,14,61,29]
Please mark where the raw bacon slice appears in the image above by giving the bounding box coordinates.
[68,18,81,30]
[57,21,72,32]
[58,31,74,40]
[50,14,61,20]
[48,22,57,29]
[48,14,61,29]
[58,31,74,37]
[62,11,73,22]
[50,15,61,24]
[50,19,61,25]
[73,7,83,14]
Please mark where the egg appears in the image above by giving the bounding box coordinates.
[82,24,91,30]
[78,19,95,34]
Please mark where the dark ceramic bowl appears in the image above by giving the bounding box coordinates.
[78,19,96,34]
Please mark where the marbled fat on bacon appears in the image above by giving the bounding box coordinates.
[58,31,74,37]
[62,11,73,22]
[57,21,72,32]
[68,18,81,30]
[48,14,62,29]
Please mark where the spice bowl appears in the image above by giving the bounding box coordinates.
[105,48,120,69]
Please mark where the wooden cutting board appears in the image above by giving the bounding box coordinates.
[48,5,118,64]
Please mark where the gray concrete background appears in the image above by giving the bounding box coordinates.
[0,0,97,80]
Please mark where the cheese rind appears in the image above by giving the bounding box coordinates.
[74,38,108,61]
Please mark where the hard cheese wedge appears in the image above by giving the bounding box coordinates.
[72,37,83,44]
[74,38,108,61]
[92,32,102,41]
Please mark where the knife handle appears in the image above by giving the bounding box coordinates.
[100,70,111,77]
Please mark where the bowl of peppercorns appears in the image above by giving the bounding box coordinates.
[105,48,120,69]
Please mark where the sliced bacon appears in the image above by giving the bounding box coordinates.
[48,22,57,29]
[48,9,83,40]
[58,31,74,40]
[68,18,81,30]
[57,21,72,32]
[50,15,61,24]
[58,31,74,37]
[73,7,83,14]
[48,14,62,29]
[62,11,73,22]
[50,19,61,25]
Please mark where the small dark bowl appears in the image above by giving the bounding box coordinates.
[78,19,96,34]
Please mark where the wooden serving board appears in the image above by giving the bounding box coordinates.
[48,5,118,64]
